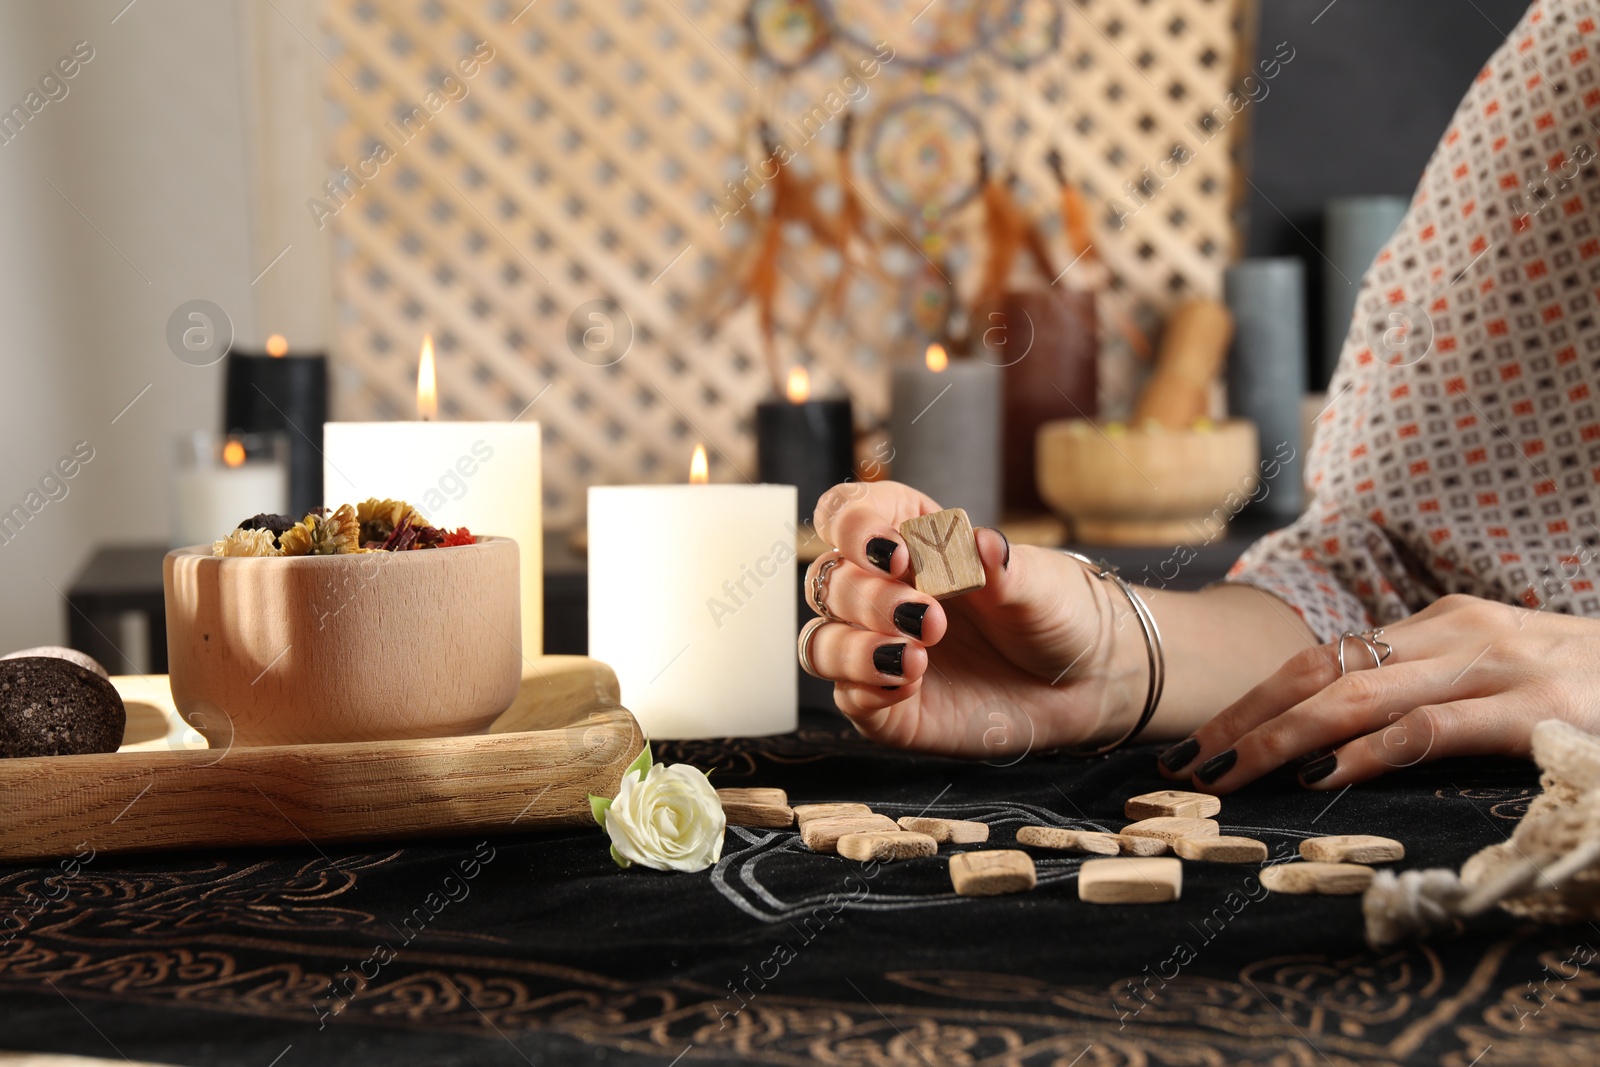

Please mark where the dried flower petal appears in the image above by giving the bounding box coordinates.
[441,527,475,547]
[327,503,360,552]
[356,498,428,547]
[279,504,361,556]
[213,528,281,557]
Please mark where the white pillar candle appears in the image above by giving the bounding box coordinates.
[588,470,796,739]
[170,433,289,547]
[322,421,543,659]
[172,464,288,548]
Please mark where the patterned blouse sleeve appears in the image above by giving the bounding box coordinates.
[1224,0,1600,640]
[1227,505,1411,643]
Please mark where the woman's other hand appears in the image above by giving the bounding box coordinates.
[1159,594,1600,792]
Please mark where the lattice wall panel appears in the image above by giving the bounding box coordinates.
[323,0,1256,528]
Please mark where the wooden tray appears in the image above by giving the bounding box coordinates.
[0,656,642,863]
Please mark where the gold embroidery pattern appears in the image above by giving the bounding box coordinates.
[1,850,1596,1065]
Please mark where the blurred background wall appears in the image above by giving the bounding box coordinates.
[1245,0,1531,358]
[0,1,256,656]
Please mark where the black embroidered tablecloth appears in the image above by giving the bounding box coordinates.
[0,709,1588,1066]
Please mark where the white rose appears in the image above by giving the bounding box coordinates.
[593,753,725,872]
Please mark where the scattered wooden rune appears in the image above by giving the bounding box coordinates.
[1262,862,1376,895]
[716,788,793,828]
[950,850,1037,896]
[1079,857,1184,903]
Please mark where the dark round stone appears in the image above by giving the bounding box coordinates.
[1,645,109,678]
[0,656,126,758]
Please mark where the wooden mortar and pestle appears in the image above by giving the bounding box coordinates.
[1036,299,1261,545]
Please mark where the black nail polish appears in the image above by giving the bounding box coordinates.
[866,537,898,572]
[1299,754,1337,785]
[881,685,901,691]
[1194,749,1237,784]
[893,602,928,639]
[873,643,906,677]
[1159,737,1200,773]
[994,528,1012,570]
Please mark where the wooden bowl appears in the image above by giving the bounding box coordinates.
[1036,419,1260,545]
[163,537,521,747]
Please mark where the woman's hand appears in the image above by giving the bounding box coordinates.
[1158,593,1600,792]
[801,480,1149,758]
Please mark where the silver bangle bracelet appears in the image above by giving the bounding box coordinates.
[1060,550,1166,757]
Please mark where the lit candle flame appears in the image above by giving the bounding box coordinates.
[265,334,289,358]
[925,343,949,372]
[689,443,709,484]
[786,366,811,404]
[222,439,246,468]
[417,334,438,421]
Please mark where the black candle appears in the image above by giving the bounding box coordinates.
[223,342,329,518]
[756,370,854,526]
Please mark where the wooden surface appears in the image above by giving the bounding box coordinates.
[0,657,641,863]
[800,813,898,854]
[1016,826,1120,855]
[1259,861,1376,895]
[836,830,936,863]
[1120,817,1221,844]
[949,850,1037,897]
[164,538,523,746]
[1079,857,1184,904]
[1299,834,1405,864]
[1173,836,1269,863]
[1124,790,1223,820]
[900,508,986,600]
[716,787,794,829]
[896,816,988,844]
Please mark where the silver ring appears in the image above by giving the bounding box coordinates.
[1338,629,1391,676]
[810,551,845,623]
[797,617,828,679]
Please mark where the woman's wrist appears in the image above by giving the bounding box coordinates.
[1058,555,1156,751]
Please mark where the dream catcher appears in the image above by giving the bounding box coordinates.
[865,93,985,339]
[975,153,1058,311]
[797,114,883,345]
[719,0,1077,367]
[824,0,1000,70]
[701,122,843,392]
[866,94,987,222]
[983,0,1065,69]
[747,0,831,71]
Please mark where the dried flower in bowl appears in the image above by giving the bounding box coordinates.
[213,528,281,557]
[356,497,427,548]
[211,499,474,557]
[278,503,361,556]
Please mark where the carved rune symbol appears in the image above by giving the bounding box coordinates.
[905,512,960,583]
[899,507,985,600]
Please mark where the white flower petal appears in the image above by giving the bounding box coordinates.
[600,759,725,872]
